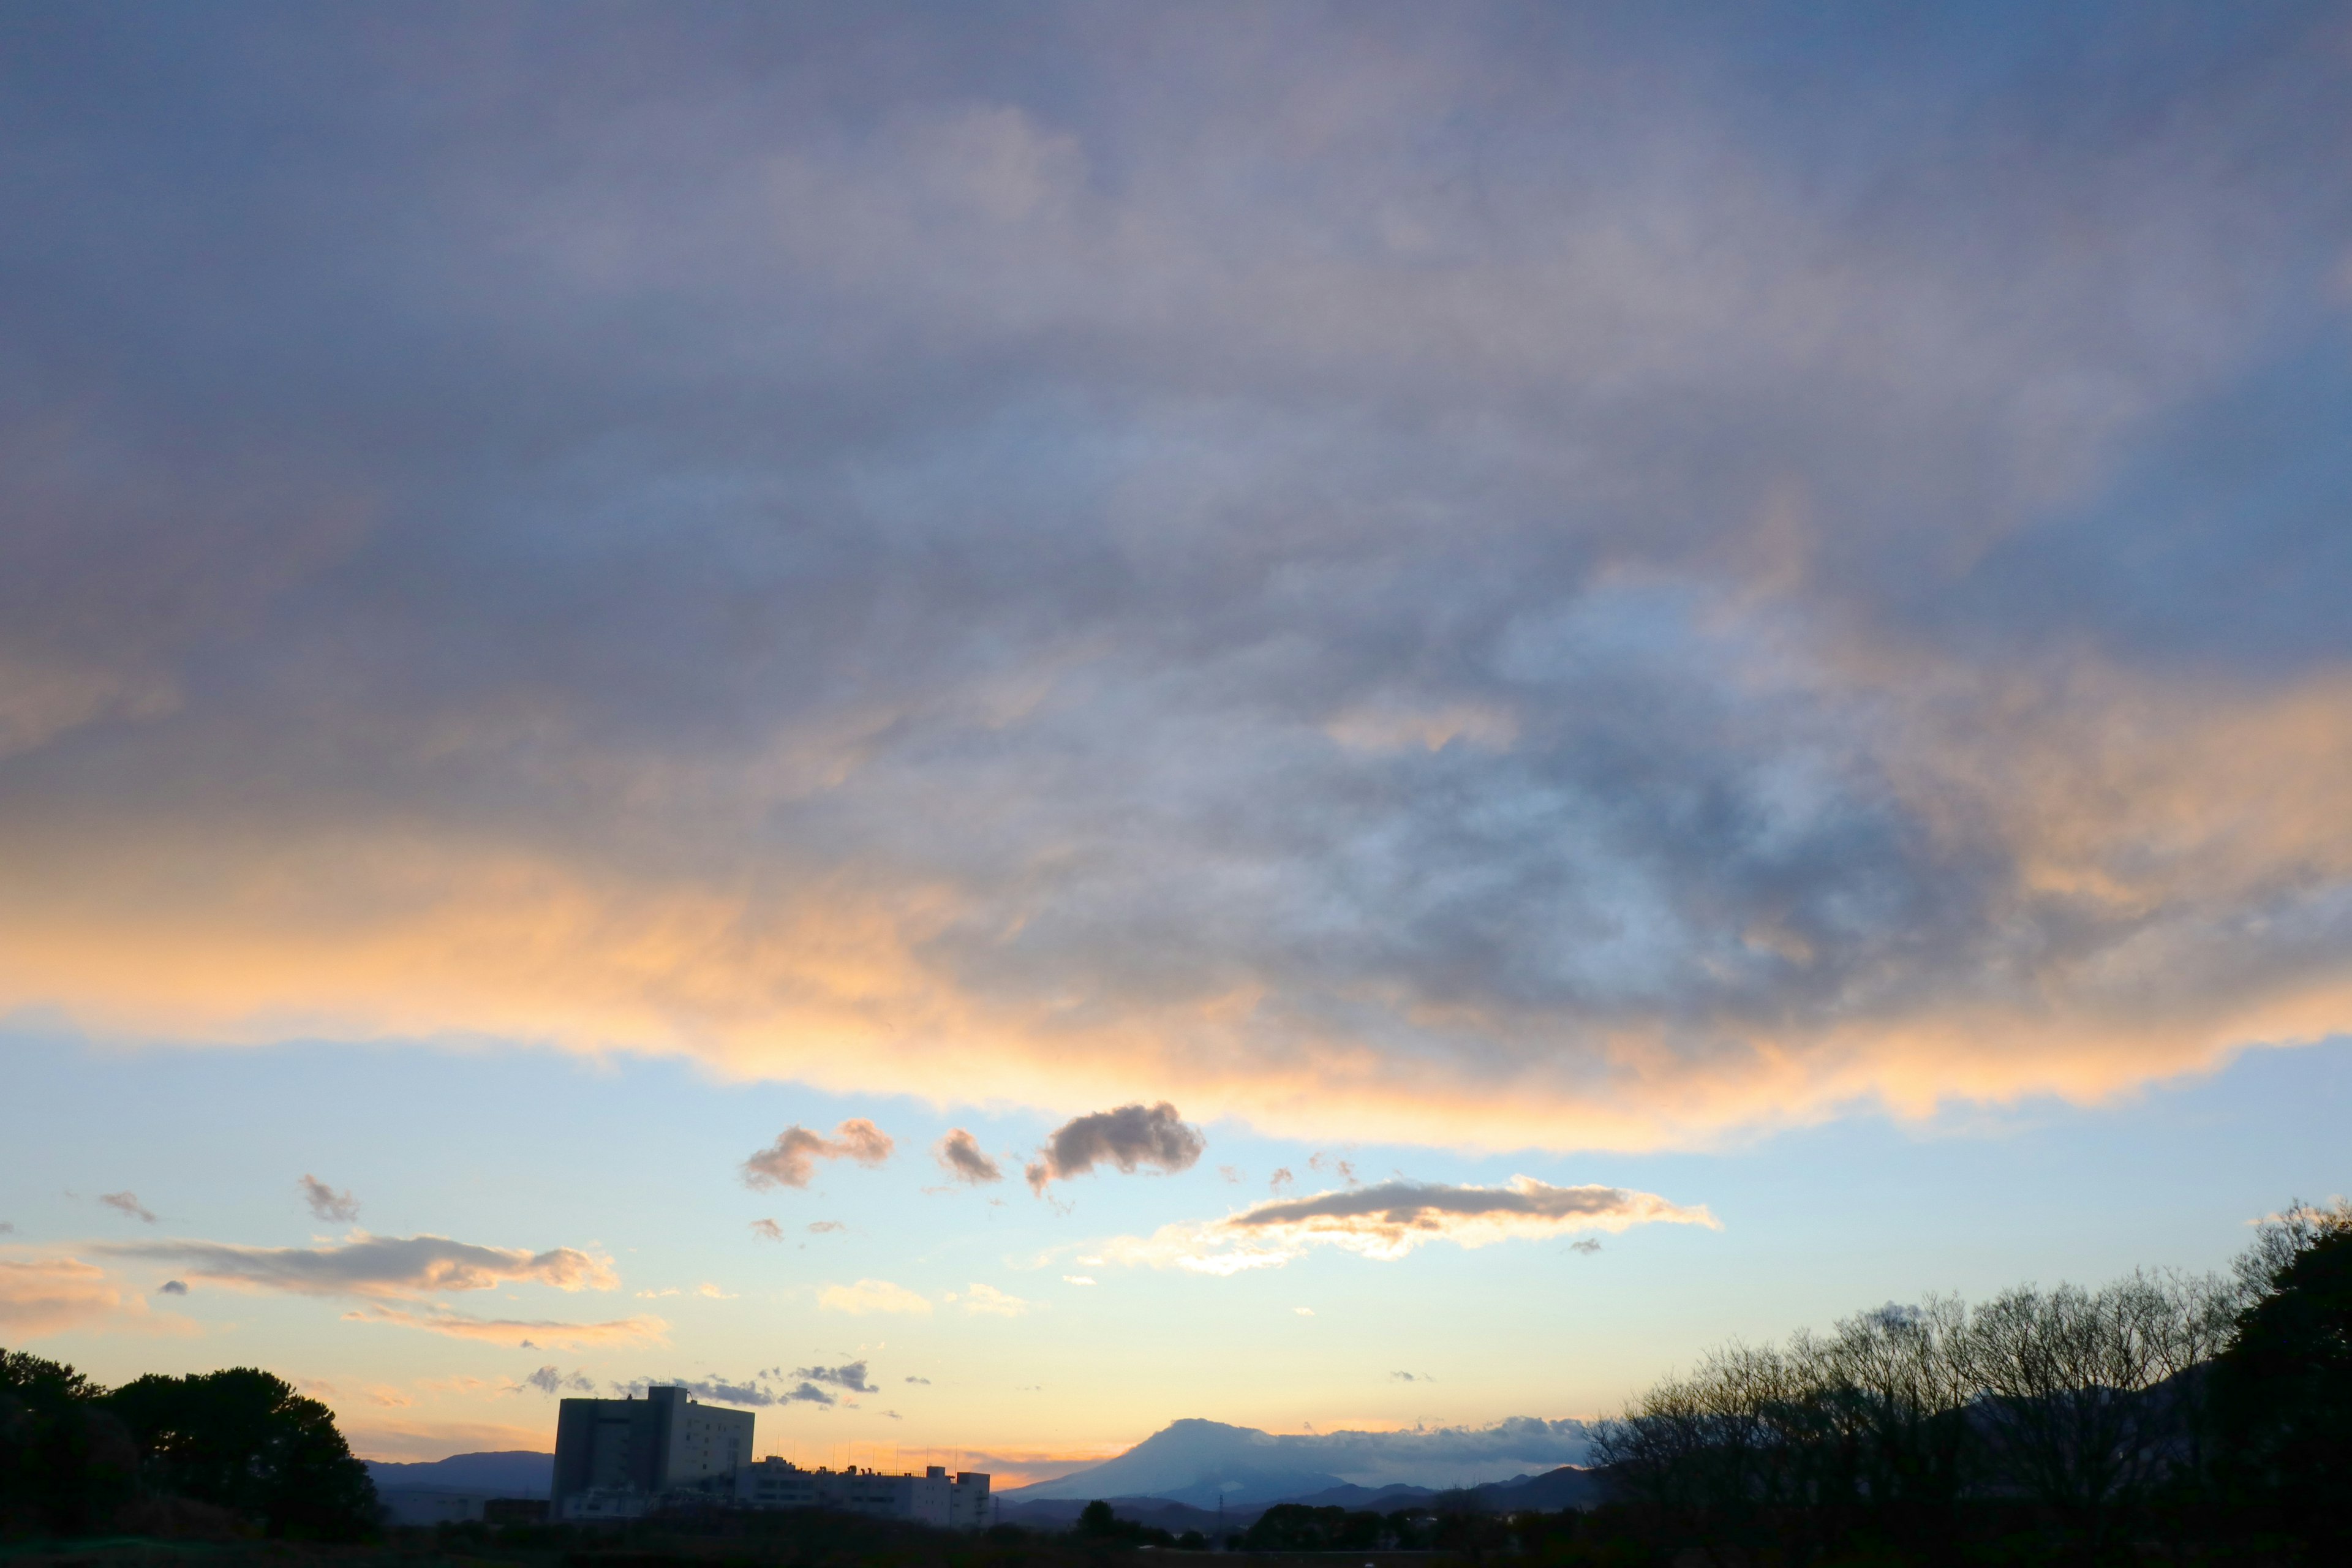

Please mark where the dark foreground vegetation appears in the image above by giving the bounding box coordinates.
[0,1357,377,1543]
[1594,1199,2352,1564]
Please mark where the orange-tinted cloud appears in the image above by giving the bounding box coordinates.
[0,1254,194,1340]
[342,1302,668,1349]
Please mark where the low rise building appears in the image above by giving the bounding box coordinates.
[733,1459,990,1527]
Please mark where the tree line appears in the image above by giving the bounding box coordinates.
[1592,1199,2351,1564]
[0,1355,377,1541]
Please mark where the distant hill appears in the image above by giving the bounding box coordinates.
[364,1450,552,1498]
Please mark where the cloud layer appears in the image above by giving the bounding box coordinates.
[1102,1178,1716,1273]
[2,7,2350,1148]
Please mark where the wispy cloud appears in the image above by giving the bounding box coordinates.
[99,1192,156,1224]
[343,1303,666,1349]
[952,1283,1032,1317]
[1027,1104,1204,1194]
[0,1256,139,1337]
[523,1365,596,1395]
[299,1175,360,1224]
[749,1219,783,1242]
[817,1278,932,1316]
[742,1120,894,1191]
[97,1232,617,1297]
[1102,1178,1715,1273]
[934,1129,1004,1186]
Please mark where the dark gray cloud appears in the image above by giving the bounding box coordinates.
[523,1365,595,1395]
[299,1175,360,1224]
[742,1121,894,1191]
[1027,1104,1205,1194]
[1110,1177,1713,1271]
[97,1233,614,1296]
[795,1360,878,1394]
[935,1130,1004,1186]
[905,1375,931,1385]
[0,6,2348,1148]
[98,1193,156,1224]
[1570,1238,1603,1256]
[157,1279,189,1296]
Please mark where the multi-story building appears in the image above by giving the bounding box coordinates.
[551,1385,755,1520]
[733,1459,991,1527]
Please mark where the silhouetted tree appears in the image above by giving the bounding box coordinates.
[105,1367,375,1540]
[2213,1199,2352,1555]
[1,1349,137,1535]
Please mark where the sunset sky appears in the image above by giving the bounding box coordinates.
[3,1,2350,1480]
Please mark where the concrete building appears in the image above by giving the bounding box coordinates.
[551,1385,755,1520]
[733,1459,991,1527]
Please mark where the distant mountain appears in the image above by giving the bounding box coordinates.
[998,1420,1348,1506]
[998,1418,1600,1510]
[365,1450,552,1498]
[1000,1466,1612,1533]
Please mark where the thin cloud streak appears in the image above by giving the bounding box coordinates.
[342,1303,667,1349]
[1102,1178,1717,1274]
[96,1233,617,1297]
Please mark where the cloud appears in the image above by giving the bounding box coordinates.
[749,1219,783,1241]
[1391,1371,1429,1381]
[956,1283,1032,1317]
[905,1376,931,1385]
[97,1232,617,1297]
[1026,1104,1205,1194]
[796,1360,878,1393]
[99,1192,156,1224]
[934,1129,1004,1186]
[523,1365,596,1395]
[1104,1178,1715,1273]
[0,1257,137,1337]
[299,1175,360,1223]
[1063,1275,1096,1286]
[696,1283,736,1298]
[157,1279,189,1295]
[742,1120,895,1191]
[1570,1238,1603,1256]
[0,1223,14,1235]
[807,1221,845,1234]
[1,7,2350,1155]
[817,1278,932,1316]
[343,1303,667,1349]
[1294,1307,1314,1316]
